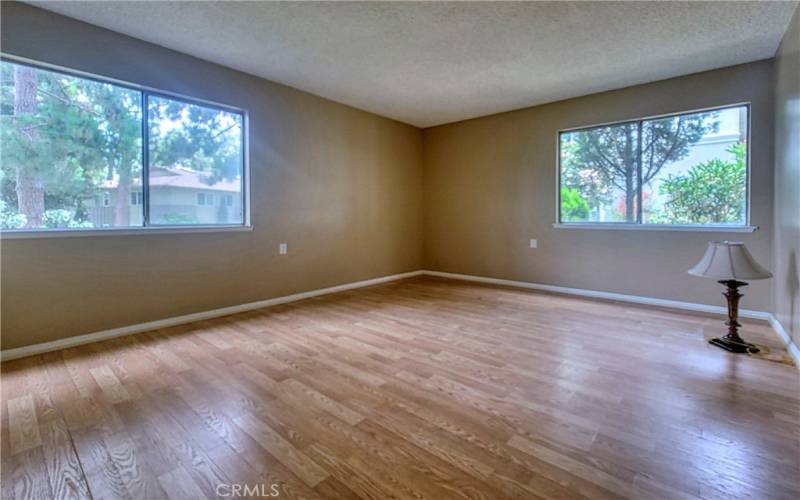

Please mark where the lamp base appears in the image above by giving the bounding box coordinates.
[709,279,760,354]
[709,336,760,354]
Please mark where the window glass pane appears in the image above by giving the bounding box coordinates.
[147,96,243,225]
[642,106,747,225]
[1,60,143,229]
[559,122,640,223]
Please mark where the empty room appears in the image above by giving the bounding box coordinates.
[1,1,799,499]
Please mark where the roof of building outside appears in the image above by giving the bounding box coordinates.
[101,166,241,192]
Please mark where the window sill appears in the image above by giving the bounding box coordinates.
[552,223,757,233]
[0,225,253,239]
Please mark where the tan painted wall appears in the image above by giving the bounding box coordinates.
[773,5,800,345]
[0,4,784,352]
[0,3,424,350]
[423,61,775,311]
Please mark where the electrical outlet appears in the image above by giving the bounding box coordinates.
[279,243,288,255]
[529,239,538,249]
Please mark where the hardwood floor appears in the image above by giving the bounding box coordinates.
[2,276,799,500]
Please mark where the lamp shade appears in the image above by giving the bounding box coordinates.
[688,241,772,280]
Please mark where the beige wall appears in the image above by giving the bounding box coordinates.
[0,4,786,352]
[0,3,424,350]
[773,5,800,346]
[423,61,774,310]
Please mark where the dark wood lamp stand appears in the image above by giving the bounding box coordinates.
[708,279,760,354]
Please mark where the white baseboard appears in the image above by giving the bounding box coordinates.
[0,270,423,362]
[422,270,771,319]
[768,315,800,367]
[3,267,797,369]
[422,269,799,368]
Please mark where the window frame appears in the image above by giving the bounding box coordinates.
[554,103,756,232]
[0,54,251,239]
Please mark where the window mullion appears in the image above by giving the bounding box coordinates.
[142,92,150,227]
[636,120,643,224]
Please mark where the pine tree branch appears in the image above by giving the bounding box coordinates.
[36,88,104,119]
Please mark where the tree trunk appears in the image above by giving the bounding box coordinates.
[115,164,131,226]
[16,169,44,228]
[624,124,636,222]
[625,174,635,222]
[13,65,45,228]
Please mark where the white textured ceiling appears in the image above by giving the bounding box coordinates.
[27,1,798,127]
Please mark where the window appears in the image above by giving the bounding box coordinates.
[0,58,246,232]
[1,61,142,229]
[558,104,748,227]
[148,95,242,225]
[197,192,220,207]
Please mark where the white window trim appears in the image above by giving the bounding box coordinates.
[553,223,757,233]
[0,53,252,237]
[555,102,752,229]
[1,225,253,239]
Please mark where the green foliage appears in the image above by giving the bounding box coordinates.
[654,143,746,225]
[42,209,73,228]
[560,141,613,214]
[0,199,26,229]
[560,187,590,221]
[0,60,242,228]
[41,209,93,229]
[148,97,242,184]
[1,62,139,227]
[1,65,108,188]
[159,213,199,225]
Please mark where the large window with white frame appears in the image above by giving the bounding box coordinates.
[558,104,749,227]
[0,57,246,232]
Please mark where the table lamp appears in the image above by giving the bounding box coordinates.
[688,241,772,353]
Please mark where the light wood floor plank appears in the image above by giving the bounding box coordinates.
[89,366,131,405]
[233,413,329,488]
[279,378,365,426]
[40,418,92,500]
[157,465,209,500]
[8,395,42,455]
[2,277,798,499]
